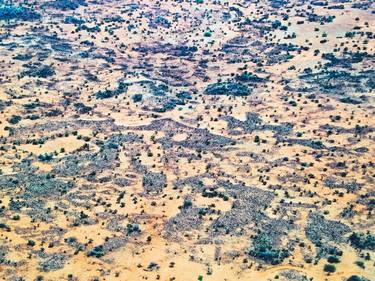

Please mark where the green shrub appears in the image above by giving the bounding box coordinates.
[349,232,375,250]
[327,255,340,263]
[355,260,365,268]
[323,264,336,273]
[27,240,36,247]
[249,233,290,265]
[347,275,363,281]
[8,115,21,125]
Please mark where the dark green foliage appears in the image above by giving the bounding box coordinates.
[368,199,375,207]
[324,264,336,273]
[8,115,21,125]
[2,171,76,198]
[235,72,265,83]
[38,153,54,162]
[64,16,85,24]
[339,96,362,105]
[12,215,20,221]
[95,82,128,99]
[272,20,281,29]
[202,188,228,201]
[298,70,374,95]
[0,223,11,231]
[38,253,66,272]
[327,255,340,263]
[204,82,251,96]
[103,15,124,23]
[345,32,355,38]
[132,94,143,103]
[182,199,193,209]
[203,31,212,37]
[27,240,36,247]
[176,91,192,100]
[126,223,140,235]
[52,42,72,53]
[13,53,33,61]
[249,233,290,265]
[305,213,351,245]
[87,245,104,258]
[96,89,116,99]
[74,103,92,114]
[355,260,365,268]
[347,276,361,281]
[21,65,55,78]
[0,5,41,21]
[153,16,171,28]
[142,171,167,193]
[322,52,367,68]
[153,99,185,113]
[23,102,41,110]
[43,0,86,11]
[346,275,369,281]
[349,232,375,250]
[76,24,101,33]
[269,0,289,8]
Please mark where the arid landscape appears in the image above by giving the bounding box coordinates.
[0,0,374,280]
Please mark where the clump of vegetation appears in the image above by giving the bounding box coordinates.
[235,72,265,83]
[347,275,371,281]
[324,264,336,273]
[0,5,41,21]
[203,31,212,37]
[176,91,192,100]
[8,115,21,125]
[64,15,85,24]
[152,16,171,28]
[327,255,340,263]
[0,223,11,232]
[305,213,351,245]
[355,260,365,269]
[95,82,128,99]
[13,53,33,61]
[248,233,290,265]
[43,0,87,11]
[87,245,104,258]
[38,153,54,162]
[21,65,55,78]
[76,24,101,33]
[126,223,141,235]
[27,240,36,247]
[349,232,375,250]
[204,82,251,96]
[142,171,167,193]
[132,94,143,103]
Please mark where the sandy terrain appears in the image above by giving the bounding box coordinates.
[0,0,374,281]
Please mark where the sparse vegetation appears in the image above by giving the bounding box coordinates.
[0,0,373,280]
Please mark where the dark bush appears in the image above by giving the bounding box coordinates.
[349,232,375,250]
[0,5,41,21]
[132,94,143,103]
[95,82,128,99]
[87,245,104,258]
[327,255,340,263]
[8,115,21,125]
[204,82,251,96]
[324,264,336,273]
[249,233,290,265]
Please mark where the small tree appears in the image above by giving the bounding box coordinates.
[327,255,340,263]
[324,264,336,273]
